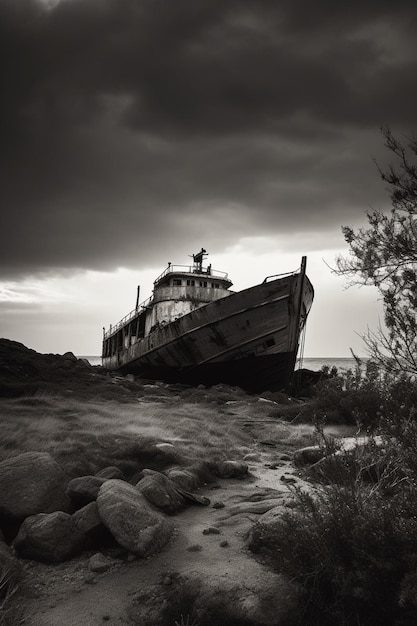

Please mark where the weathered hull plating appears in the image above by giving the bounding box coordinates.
[102,272,314,392]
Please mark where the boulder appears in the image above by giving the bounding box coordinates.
[72,502,114,546]
[136,469,186,514]
[14,511,85,563]
[97,479,172,557]
[0,452,70,521]
[293,446,326,467]
[72,502,103,535]
[165,467,200,491]
[66,475,107,505]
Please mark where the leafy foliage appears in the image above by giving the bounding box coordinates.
[336,127,417,375]
[249,409,417,625]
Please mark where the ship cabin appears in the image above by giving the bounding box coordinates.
[102,249,233,359]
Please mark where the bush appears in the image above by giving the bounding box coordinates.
[306,361,384,427]
[295,360,417,429]
[249,477,417,625]
[249,408,417,625]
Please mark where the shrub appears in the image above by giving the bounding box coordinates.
[249,477,417,625]
[249,410,417,625]
[294,360,417,429]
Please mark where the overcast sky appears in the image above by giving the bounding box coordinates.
[1,0,417,358]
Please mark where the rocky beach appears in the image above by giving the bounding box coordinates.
[0,339,362,625]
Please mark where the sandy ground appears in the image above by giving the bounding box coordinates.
[4,391,345,626]
[16,469,296,625]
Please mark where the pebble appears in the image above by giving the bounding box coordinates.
[212,501,225,509]
[186,544,203,552]
[280,475,297,484]
[84,576,97,585]
[89,553,111,573]
[203,527,221,535]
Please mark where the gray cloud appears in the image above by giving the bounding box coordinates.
[1,0,416,278]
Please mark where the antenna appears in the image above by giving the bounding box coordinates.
[190,248,208,272]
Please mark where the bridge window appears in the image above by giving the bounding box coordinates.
[199,281,207,287]
[187,279,195,286]
[173,278,182,286]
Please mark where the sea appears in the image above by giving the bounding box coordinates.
[79,356,362,373]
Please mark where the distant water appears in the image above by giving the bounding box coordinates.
[297,357,364,372]
[80,355,362,372]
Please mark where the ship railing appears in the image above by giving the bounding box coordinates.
[262,268,299,283]
[103,294,153,340]
[154,264,229,284]
[103,265,229,340]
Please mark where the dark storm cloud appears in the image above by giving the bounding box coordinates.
[1,0,417,278]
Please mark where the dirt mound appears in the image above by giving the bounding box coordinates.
[0,339,133,398]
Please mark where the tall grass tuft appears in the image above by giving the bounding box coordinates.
[249,369,417,625]
[0,565,19,626]
[249,477,417,625]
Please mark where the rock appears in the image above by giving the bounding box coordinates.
[14,511,85,563]
[0,452,70,521]
[293,445,326,467]
[96,466,124,480]
[176,490,210,506]
[280,475,297,484]
[127,572,300,626]
[97,480,173,557]
[66,475,107,505]
[202,527,221,535]
[78,358,92,367]
[165,468,200,491]
[214,460,248,478]
[294,436,386,469]
[192,575,299,625]
[136,469,186,514]
[72,499,117,549]
[243,452,261,462]
[0,338,128,398]
[89,553,111,573]
[72,502,103,535]
[186,544,202,552]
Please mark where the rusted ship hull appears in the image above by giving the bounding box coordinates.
[102,271,314,392]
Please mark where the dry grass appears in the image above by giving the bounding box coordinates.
[0,565,19,626]
[0,391,259,479]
